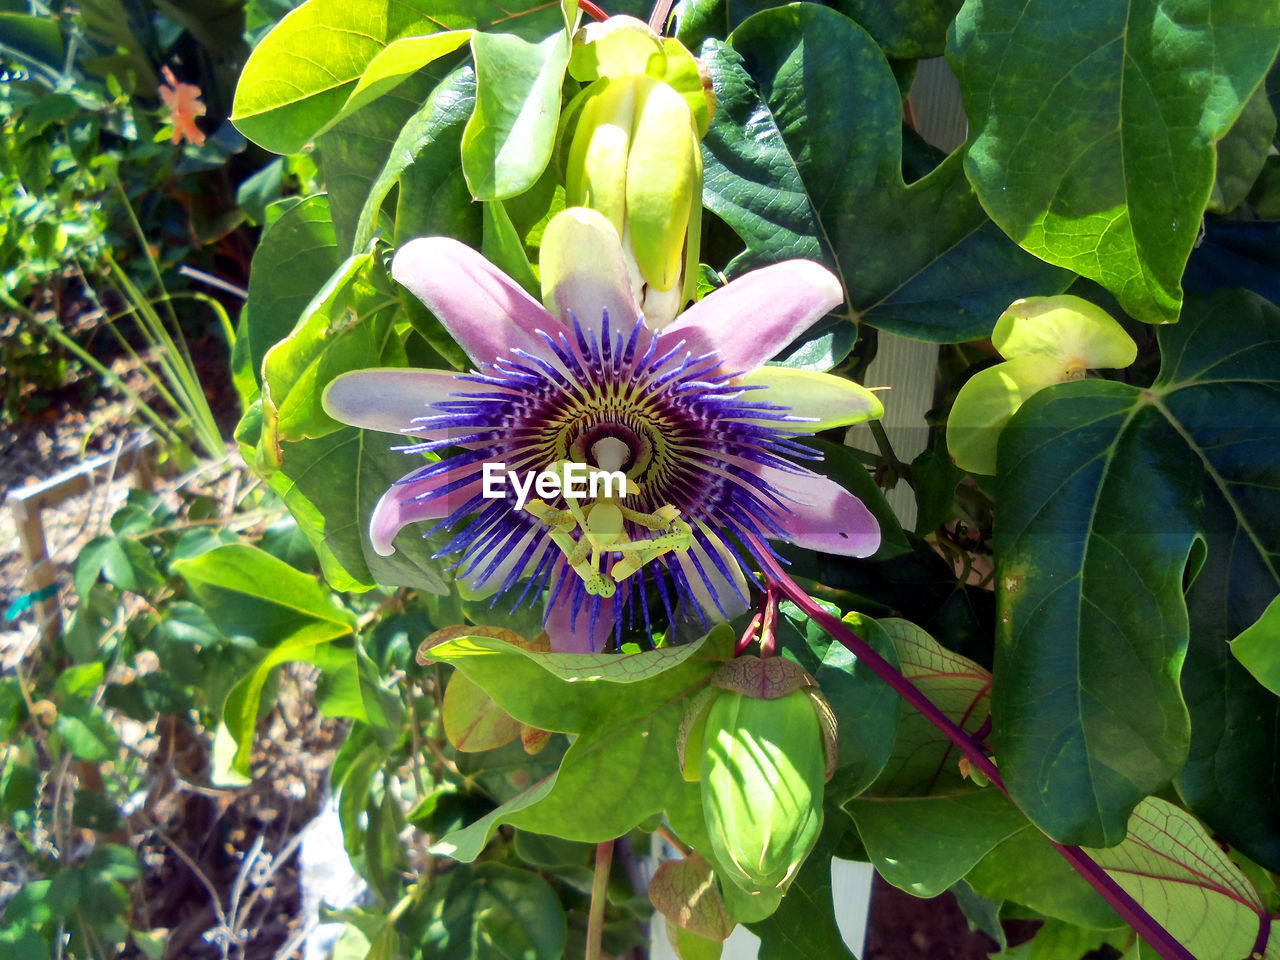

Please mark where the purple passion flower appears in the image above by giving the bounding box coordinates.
[323,209,882,651]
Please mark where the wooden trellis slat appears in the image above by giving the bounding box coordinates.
[5,435,157,645]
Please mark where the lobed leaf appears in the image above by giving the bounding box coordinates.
[950,0,1280,323]
[701,5,1070,344]
[994,289,1280,848]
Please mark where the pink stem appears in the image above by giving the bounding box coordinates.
[746,534,1198,960]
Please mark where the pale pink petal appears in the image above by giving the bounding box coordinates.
[750,463,880,557]
[659,260,843,372]
[393,237,560,366]
[369,472,484,557]
[540,208,640,340]
[323,368,474,435]
[544,577,617,653]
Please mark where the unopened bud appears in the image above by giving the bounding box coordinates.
[564,16,713,327]
[698,683,826,893]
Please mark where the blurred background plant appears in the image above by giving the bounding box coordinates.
[0,0,310,428]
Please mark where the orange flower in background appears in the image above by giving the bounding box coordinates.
[159,65,206,147]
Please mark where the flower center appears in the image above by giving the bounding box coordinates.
[568,420,654,477]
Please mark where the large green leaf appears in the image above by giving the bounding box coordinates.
[427,628,734,861]
[355,66,477,252]
[994,289,1280,847]
[173,543,357,773]
[966,827,1122,931]
[1081,797,1272,959]
[231,0,564,154]
[318,70,443,254]
[700,5,1070,344]
[949,0,1280,323]
[462,29,571,200]
[243,196,341,388]
[675,0,963,59]
[173,543,355,642]
[845,619,1028,897]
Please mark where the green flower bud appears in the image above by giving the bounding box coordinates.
[564,16,713,327]
[699,684,827,894]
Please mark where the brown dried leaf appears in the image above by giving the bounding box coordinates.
[649,852,733,942]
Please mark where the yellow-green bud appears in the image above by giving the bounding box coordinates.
[563,16,713,327]
[699,687,826,894]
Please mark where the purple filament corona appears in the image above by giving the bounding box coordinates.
[391,310,825,648]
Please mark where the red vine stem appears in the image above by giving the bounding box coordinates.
[578,0,608,22]
[744,533,1199,960]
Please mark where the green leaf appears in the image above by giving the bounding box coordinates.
[949,0,1280,323]
[462,30,571,201]
[232,0,565,155]
[846,619,1028,897]
[994,920,1118,960]
[354,65,476,253]
[173,543,355,642]
[1210,82,1278,215]
[264,422,453,594]
[55,662,104,700]
[1079,797,1271,959]
[53,700,119,763]
[243,196,341,389]
[1230,593,1280,697]
[675,0,963,59]
[174,543,355,774]
[261,251,397,443]
[424,862,568,960]
[701,6,1070,344]
[0,13,64,74]
[966,826,1122,931]
[428,627,733,861]
[1177,519,1280,871]
[993,288,1280,847]
[481,200,539,298]
[73,535,164,597]
[319,69,445,253]
[341,30,473,119]
[442,671,522,752]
